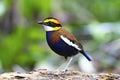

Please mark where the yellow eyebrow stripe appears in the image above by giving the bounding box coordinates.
[44,19,60,24]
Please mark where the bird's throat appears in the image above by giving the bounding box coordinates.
[43,25,61,31]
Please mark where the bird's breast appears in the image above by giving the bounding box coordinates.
[46,31,78,57]
[46,31,60,45]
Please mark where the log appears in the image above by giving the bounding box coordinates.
[0,69,119,80]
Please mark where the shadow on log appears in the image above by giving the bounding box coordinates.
[0,69,120,80]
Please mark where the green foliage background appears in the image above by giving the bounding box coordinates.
[0,0,120,73]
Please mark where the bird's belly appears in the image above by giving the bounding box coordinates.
[47,39,78,57]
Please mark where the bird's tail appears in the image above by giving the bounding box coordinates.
[80,51,92,61]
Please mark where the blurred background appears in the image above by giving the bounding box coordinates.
[0,0,120,73]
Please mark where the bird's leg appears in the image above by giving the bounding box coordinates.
[63,57,73,71]
[56,60,66,71]
[56,57,73,71]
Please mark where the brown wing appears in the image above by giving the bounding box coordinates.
[58,28,83,50]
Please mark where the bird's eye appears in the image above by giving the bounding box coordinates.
[45,21,61,27]
[49,22,55,25]
[47,22,56,27]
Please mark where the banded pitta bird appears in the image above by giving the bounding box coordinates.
[38,17,92,70]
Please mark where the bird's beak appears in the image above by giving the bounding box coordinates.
[38,21,44,25]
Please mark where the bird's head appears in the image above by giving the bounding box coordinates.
[38,17,62,31]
